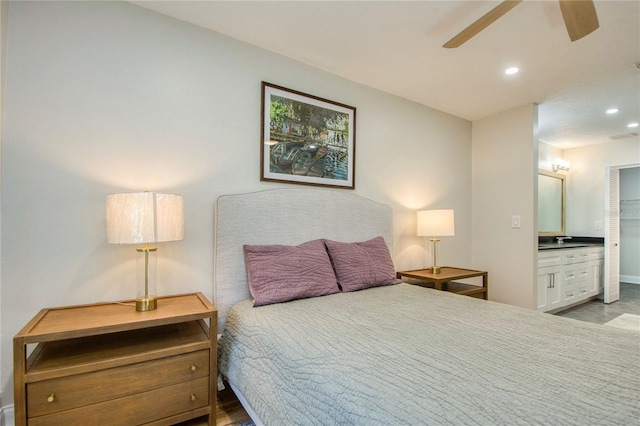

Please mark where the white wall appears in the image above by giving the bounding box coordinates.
[564,139,640,284]
[538,136,640,284]
[538,141,563,172]
[0,1,472,407]
[471,104,538,308]
[564,138,640,236]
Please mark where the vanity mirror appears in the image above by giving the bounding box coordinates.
[538,170,566,236]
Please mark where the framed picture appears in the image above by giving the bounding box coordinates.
[261,82,356,189]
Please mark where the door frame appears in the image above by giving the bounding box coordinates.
[604,163,640,303]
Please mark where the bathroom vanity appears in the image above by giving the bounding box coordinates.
[537,241,604,313]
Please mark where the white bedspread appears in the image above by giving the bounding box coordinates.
[218,284,640,425]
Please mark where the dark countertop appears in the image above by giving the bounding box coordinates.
[538,236,604,250]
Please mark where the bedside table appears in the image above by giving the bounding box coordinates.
[396,267,488,299]
[13,293,217,426]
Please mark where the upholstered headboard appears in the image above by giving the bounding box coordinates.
[214,188,393,333]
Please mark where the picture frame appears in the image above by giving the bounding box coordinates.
[261,82,356,189]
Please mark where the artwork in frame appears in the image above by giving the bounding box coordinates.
[261,82,356,189]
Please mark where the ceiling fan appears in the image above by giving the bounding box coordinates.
[443,0,599,48]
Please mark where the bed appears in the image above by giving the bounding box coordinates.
[215,188,639,425]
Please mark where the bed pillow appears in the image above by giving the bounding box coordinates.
[244,239,339,306]
[324,236,401,292]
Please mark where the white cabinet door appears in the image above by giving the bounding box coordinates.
[548,270,563,311]
[536,269,550,311]
[537,266,562,311]
[588,260,604,297]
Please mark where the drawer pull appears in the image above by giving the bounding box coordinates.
[190,393,197,401]
[47,394,55,403]
[190,364,197,372]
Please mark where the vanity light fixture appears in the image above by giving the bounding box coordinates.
[552,158,571,173]
[417,209,455,274]
[106,192,184,311]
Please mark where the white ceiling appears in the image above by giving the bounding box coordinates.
[130,0,640,149]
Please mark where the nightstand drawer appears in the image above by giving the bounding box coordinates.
[28,376,209,426]
[27,350,209,417]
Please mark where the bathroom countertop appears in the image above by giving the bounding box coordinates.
[538,237,604,250]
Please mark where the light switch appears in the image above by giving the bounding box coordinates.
[512,215,521,229]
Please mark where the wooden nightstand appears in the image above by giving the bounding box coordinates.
[13,293,217,426]
[396,267,488,299]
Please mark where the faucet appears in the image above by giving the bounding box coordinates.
[556,236,572,244]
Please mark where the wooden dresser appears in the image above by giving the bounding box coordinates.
[13,293,216,425]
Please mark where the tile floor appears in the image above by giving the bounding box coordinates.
[556,282,640,324]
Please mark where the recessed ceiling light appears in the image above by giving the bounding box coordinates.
[505,67,519,75]
[628,122,639,128]
[606,108,619,114]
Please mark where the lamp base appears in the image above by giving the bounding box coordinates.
[136,297,157,312]
[431,266,442,274]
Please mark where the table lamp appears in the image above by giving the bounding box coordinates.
[106,192,184,311]
[417,209,455,274]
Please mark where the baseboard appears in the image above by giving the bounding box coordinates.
[621,275,640,285]
[549,295,600,315]
[0,404,14,426]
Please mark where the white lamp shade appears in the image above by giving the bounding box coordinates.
[106,192,184,244]
[417,209,455,237]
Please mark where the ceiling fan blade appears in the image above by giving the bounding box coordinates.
[559,0,599,41]
[443,0,523,48]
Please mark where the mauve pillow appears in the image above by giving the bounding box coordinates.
[324,237,401,292]
[243,239,339,306]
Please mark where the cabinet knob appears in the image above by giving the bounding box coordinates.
[190,393,196,402]
[190,364,197,372]
[47,394,55,403]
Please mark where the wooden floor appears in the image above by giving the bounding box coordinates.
[177,385,251,426]
[216,385,252,426]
